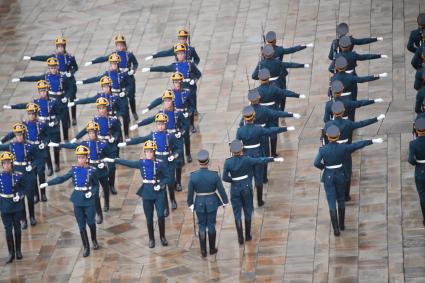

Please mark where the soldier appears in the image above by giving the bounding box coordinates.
[264,30,313,61]
[314,126,383,236]
[118,113,181,217]
[411,46,425,70]
[237,105,294,206]
[145,29,200,65]
[0,123,38,229]
[103,140,169,248]
[23,36,79,125]
[84,35,139,120]
[11,58,71,142]
[187,150,229,257]
[49,121,112,224]
[415,71,425,116]
[222,139,283,244]
[407,13,425,53]
[324,80,383,123]
[408,118,425,225]
[71,98,121,196]
[0,152,25,263]
[77,54,130,138]
[415,67,425,91]
[40,145,99,257]
[323,101,385,201]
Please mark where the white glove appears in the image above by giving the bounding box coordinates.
[374,98,384,103]
[292,113,301,119]
[22,56,31,60]
[154,185,161,191]
[378,72,388,78]
[119,92,126,97]
[12,194,20,202]
[70,138,77,143]
[189,79,195,85]
[102,157,115,163]
[67,102,75,107]
[76,80,83,85]
[287,126,295,131]
[3,105,11,109]
[141,108,149,114]
[274,157,284,162]
[48,142,59,147]
[61,97,68,103]
[372,138,383,144]
[189,204,194,212]
[118,142,127,148]
[377,114,385,121]
[65,72,72,78]
[130,124,138,131]
[183,112,189,118]
[141,67,150,72]
[85,192,92,198]
[38,143,45,149]
[97,163,105,169]
[175,132,181,138]
[377,37,383,41]
[168,155,175,162]
[48,122,55,127]
[127,70,134,76]
[305,43,314,47]
[145,55,153,61]
[381,54,388,59]
[299,94,306,99]
[222,203,229,207]
[40,183,48,189]
[25,165,32,172]
[11,78,20,83]
[84,61,92,67]
[304,64,310,68]
[108,137,115,143]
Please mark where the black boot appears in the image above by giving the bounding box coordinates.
[71,105,77,125]
[89,224,99,250]
[199,231,207,257]
[133,112,139,121]
[175,168,182,192]
[330,210,340,236]
[169,185,177,210]
[109,171,117,195]
[34,186,40,204]
[21,203,27,230]
[345,181,351,201]
[158,217,168,246]
[29,201,36,226]
[41,188,47,202]
[15,231,22,260]
[54,148,61,172]
[46,166,53,177]
[102,180,110,212]
[338,208,345,231]
[263,164,268,184]
[164,190,170,217]
[270,138,278,157]
[147,223,155,248]
[245,219,252,241]
[80,229,90,257]
[95,197,103,224]
[46,151,53,177]
[208,231,217,255]
[256,185,265,207]
[235,219,244,245]
[420,202,425,226]
[5,233,14,264]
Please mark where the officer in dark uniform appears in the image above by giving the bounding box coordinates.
[41,145,99,257]
[415,67,425,91]
[72,98,121,196]
[415,71,425,116]
[314,126,383,236]
[411,46,425,70]
[146,29,200,65]
[84,35,139,120]
[187,150,229,257]
[237,105,293,206]
[118,113,181,217]
[323,101,385,201]
[223,140,283,244]
[0,152,25,263]
[407,13,425,53]
[23,37,79,125]
[264,30,313,61]
[104,140,169,248]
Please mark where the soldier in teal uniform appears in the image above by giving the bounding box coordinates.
[411,46,425,70]
[407,13,425,53]
[264,30,313,61]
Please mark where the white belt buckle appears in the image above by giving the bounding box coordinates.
[336,139,348,144]
[244,143,260,149]
[232,175,248,181]
[326,164,342,169]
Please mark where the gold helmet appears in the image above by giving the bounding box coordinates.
[75,145,89,156]
[174,43,186,53]
[12,122,27,134]
[100,76,112,86]
[55,37,67,45]
[143,140,157,151]
[177,29,189,37]
[96,97,109,107]
[86,121,99,132]
[0,152,14,162]
[171,72,184,81]
[114,34,126,43]
[36,80,49,90]
[162,90,175,101]
[108,53,121,63]
[155,113,168,123]
[26,103,40,113]
[47,57,59,66]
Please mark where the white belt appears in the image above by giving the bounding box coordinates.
[326,164,342,169]
[143,180,157,184]
[341,92,351,96]
[49,91,62,95]
[98,135,110,140]
[232,175,248,181]
[258,123,266,127]
[342,116,349,120]
[155,151,169,156]
[417,160,425,164]
[346,70,354,73]
[196,192,215,196]
[260,101,275,106]
[39,116,55,121]
[269,76,278,81]
[0,193,14,198]
[27,140,40,145]
[336,139,348,144]
[175,108,184,112]
[120,68,129,72]
[244,143,260,149]
[74,186,91,191]
[167,129,177,133]
[14,161,28,166]
[182,78,191,82]
[112,88,125,93]
[89,160,100,164]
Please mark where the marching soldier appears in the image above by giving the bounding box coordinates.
[411,46,425,70]
[415,67,425,91]
[84,35,139,120]
[103,140,169,248]
[23,37,79,125]
[118,113,181,217]
[187,150,229,257]
[264,30,313,61]
[40,145,99,257]
[146,29,200,65]
[222,139,283,245]
[407,13,425,54]
[314,126,383,236]
[0,152,25,263]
